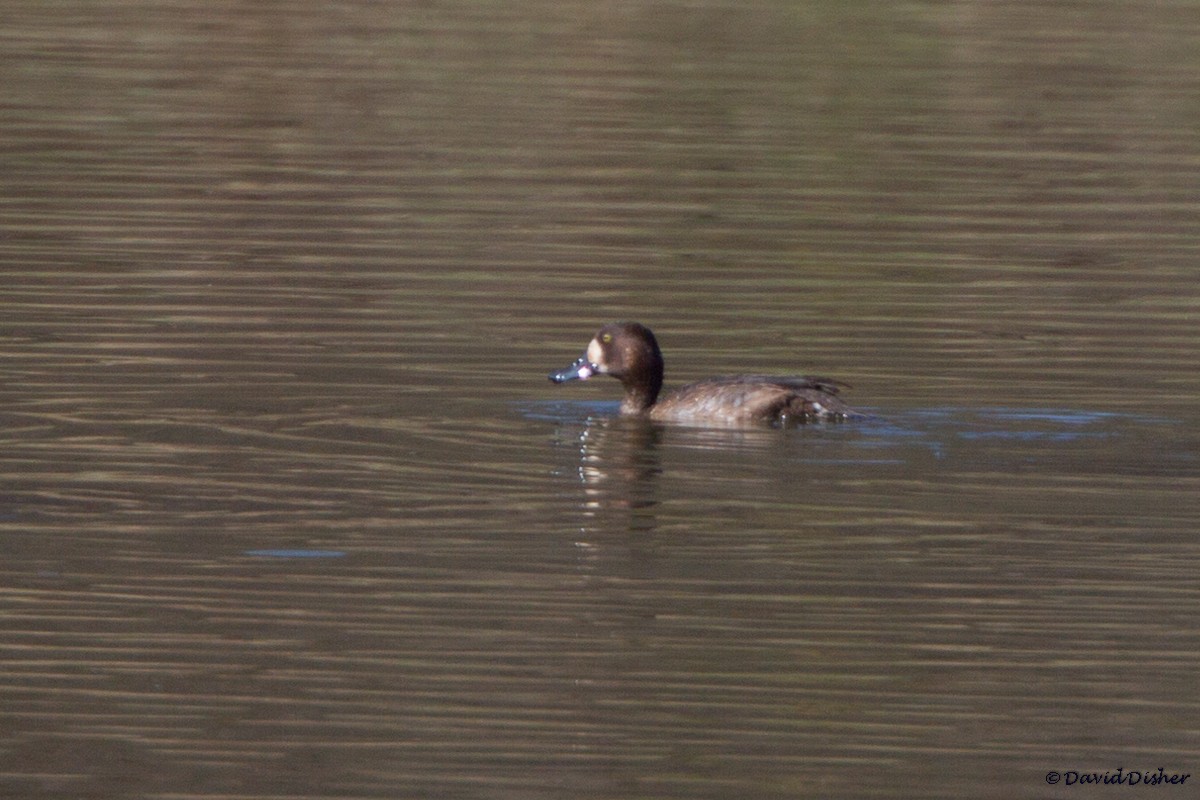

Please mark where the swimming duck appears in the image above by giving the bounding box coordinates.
[548,322,858,425]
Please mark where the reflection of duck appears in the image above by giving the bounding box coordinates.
[549,322,859,425]
[568,417,662,516]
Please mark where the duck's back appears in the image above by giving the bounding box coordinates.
[648,375,855,425]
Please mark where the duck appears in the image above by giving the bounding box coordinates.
[548,322,858,425]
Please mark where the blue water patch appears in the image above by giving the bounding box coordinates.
[981,408,1119,425]
[517,399,623,423]
[955,429,1108,442]
[902,407,1135,443]
[244,549,346,559]
[862,406,1188,467]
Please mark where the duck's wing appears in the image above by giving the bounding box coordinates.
[725,374,851,395]
[655,376,856,424]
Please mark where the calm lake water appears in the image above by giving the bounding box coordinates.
[3,2,1200,798]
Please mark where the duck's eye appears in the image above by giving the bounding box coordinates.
[601,333,612,343]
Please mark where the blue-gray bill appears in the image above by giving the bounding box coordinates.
[548,355,596,384]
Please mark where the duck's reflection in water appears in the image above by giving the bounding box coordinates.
[566,415,663,524]
[554,413,811,536]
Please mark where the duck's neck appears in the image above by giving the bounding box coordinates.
[619,360,663,415]
[620,389,655,415]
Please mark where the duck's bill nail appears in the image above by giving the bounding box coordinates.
[548,355,596,383]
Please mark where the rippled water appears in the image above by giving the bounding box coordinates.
[3,1,1200,798]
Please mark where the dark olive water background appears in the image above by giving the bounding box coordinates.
[2,2,1199,798]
